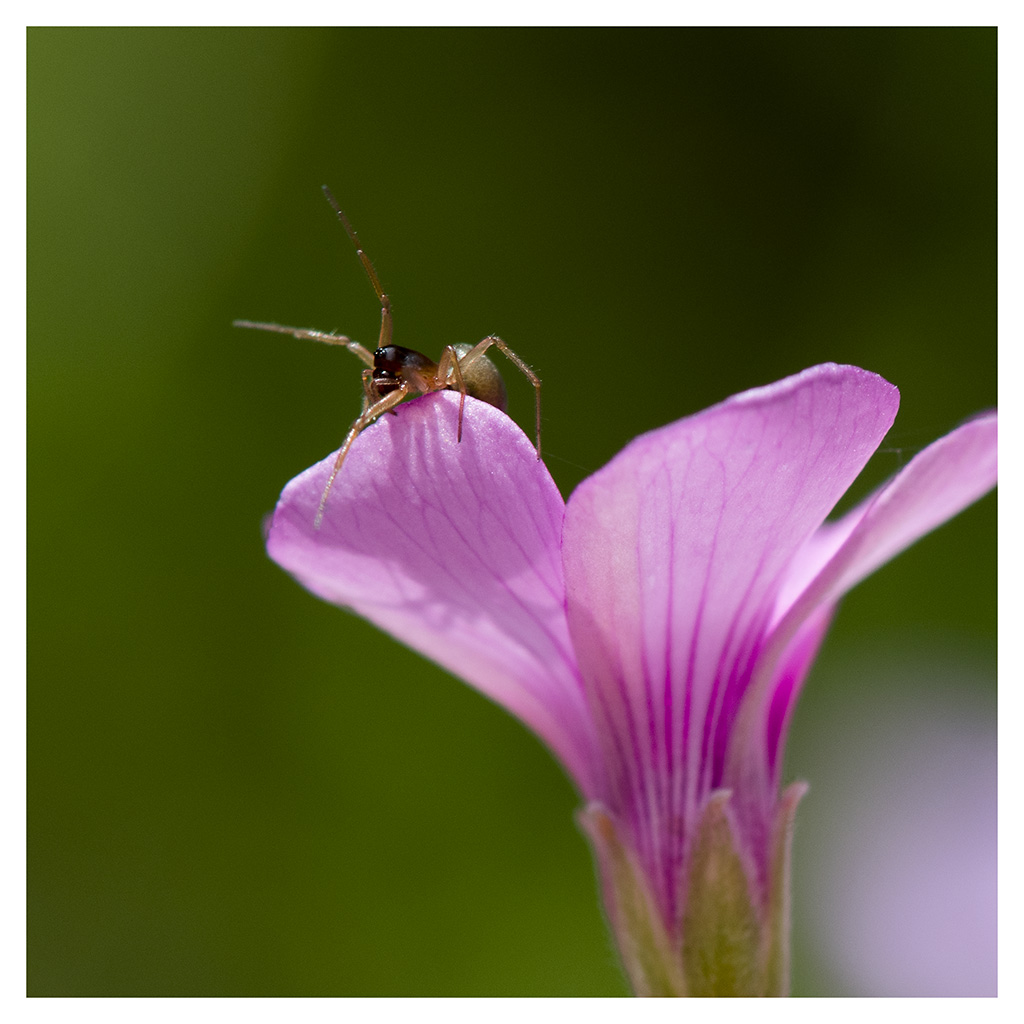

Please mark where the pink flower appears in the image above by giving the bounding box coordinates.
[265,363,996,995]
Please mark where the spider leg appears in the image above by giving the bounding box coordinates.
[458,335,541,457]
[319,186,393,354]
[376,297,393,352]
[314,386,408,530]
[437,345,469,442]
[359,368,377,416]
[233,320,375,368]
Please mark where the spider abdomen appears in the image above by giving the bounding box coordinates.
[452,342,507,412]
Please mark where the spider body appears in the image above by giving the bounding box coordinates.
[371,342,506,409]
[234,187,540,529]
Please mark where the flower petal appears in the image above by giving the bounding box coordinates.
[727,412,996,853]
[771,411,997,649]
[266,391,598,793]
[724,604,833,870]
[562,364,899,909]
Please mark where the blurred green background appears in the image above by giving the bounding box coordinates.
[29,28,996,996]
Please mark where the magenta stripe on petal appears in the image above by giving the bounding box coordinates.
[561,364,900,913]
[727,412,996,871]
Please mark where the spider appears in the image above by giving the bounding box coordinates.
[235,186,541,530]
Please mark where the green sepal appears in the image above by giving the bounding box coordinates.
[762,781,807,996]
[680,791,763,996]
[578,803,687,996]
[580,785,806,997]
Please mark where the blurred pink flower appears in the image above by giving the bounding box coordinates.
[794,667,996,996]
[266,363,996,995]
